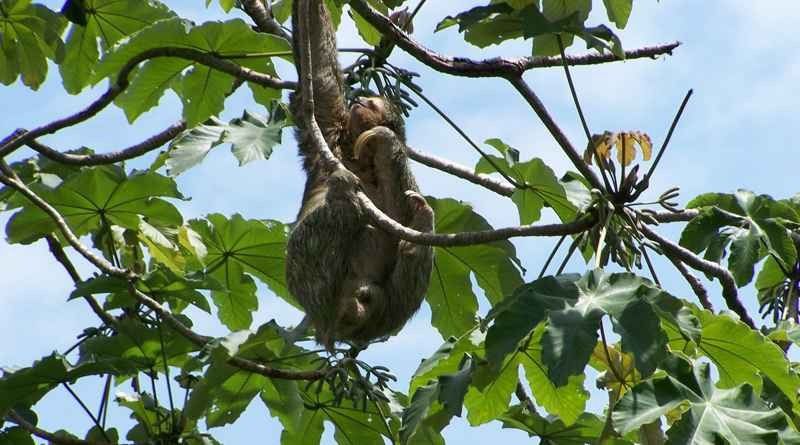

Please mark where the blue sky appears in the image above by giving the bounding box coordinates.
[2,1,800,443]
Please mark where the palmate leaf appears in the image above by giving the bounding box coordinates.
[0,0,65,89]
[499,406,606,444]
[476,138,576,223]
[188,214,290,330]
[425,198,524,338]
[682,190,799,288]
[5,165,183,244]
[95,18,291,125]
[59,0,174,93]
[167,110,289,175]
[613,355,799,444]
[0,352,140,416]
[667,309,800,410]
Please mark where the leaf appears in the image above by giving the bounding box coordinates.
[0,352,139,416]
[6,166,183,244]
[167,110,288,175]
[0,1,66,89]
[728,226,762,287]
[189,214,292,328]
[60,0,174,93]
[602,0,633,28]
[115,57,189,122]
[426,198,524,338]
[0,427,35,445]
[542,308,600,386]
[96,19,290,125]
[613,355,797,444]
[499,406,604,443]
[485,274,579,366]
[519,325,588,425]
[692,309,800,407]
[464,355,515,425]
[510,158,576,224]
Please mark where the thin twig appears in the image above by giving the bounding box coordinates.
[556,233,584,274]
[665,253,714,311]
[406,146,514,196]
[642,90,693,185]
[556,35,612,193]
[62,383,111,443]
[507,76,604,190]
[638,222,754,328]
[358,189,594,245]
[539,235,567,279]
[402,80,524,189]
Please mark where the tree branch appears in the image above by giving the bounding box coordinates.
[356,189,594,245]
[0,162,324,380]
[406,146,514,196]
[638,223,755,328]
[25,122,186,166]
[664,252,714,311]
[507,76,604,190]
[6,411,96,445]
[349,0,679,77]
[0,47,294,157]
[240,0,292,40]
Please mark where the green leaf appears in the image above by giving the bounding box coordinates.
[115,57,189,122]
[0,352,139,415]
[519,325,588,425]
[0,1,66,89]
[485,274,579,366]
[613,355,796,444]
[351,10,383,46]
[6,166,183,244]
[168,110,288,175]
[692,309,800,407]
[0,427,34,445]
[79,318,197,374]
[542,308,599,386]
[60,0,174,93]
[464,355,515,425]
[96,19,290,125]
[511,158,576,224]
[499,406,604,443]
[602,0,632,28]
[426,198,524,338]
[728,226,761,287]
[189,214,291,328]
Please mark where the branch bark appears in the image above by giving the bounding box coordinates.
[240,0,291,40]
[25,122,186,166]
[349,0,679,77]
[6,411,96,445]
[0,47,294,158]
[639,223,755,328]
[665,253,715,311]
[406,146,515,196]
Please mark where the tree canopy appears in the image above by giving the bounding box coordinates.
[1,1,799,444]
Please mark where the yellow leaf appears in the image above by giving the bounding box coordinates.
[617,132,637,166]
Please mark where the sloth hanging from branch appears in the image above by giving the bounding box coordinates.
[285,0,434,350]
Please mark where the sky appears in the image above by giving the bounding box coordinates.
[2,1,800,444]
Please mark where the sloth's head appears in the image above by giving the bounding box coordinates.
[348,96,405,140]
[334,282,387,342]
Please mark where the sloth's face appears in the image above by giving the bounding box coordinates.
[348,96,388,137]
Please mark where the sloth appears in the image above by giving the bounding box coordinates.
[285,0,434,349]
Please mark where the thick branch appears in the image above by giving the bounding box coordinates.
[638,223,755,328]
[6,411,95,445]
[508,76,603,190]
[356,190,594,246]
[349,0,679,77]
[240,0,292,40]
[0,47,294,157]
[26,122,186,166]
[652,209,698,223]
[406,146,514,196]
